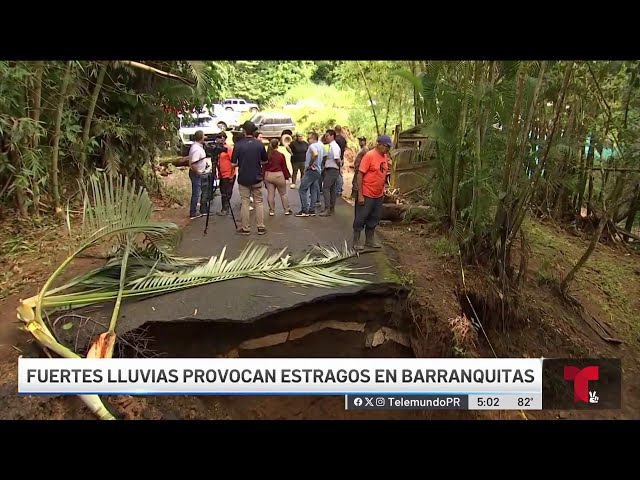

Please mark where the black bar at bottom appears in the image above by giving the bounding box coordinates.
[345,394,468,410]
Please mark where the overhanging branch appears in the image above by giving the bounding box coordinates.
[121,61,196,87]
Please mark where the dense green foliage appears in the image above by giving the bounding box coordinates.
[2,60,639,287]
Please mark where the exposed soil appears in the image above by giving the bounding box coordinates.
[2,167,639,420]
[378,220,640,420]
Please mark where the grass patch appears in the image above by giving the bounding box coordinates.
[524,220,582,264]
[536,257,555,286]
[525,218,639,339]
[432,237,459,258]
[268,82,413,146]
[584,258,633,316]
[0,215,68,300]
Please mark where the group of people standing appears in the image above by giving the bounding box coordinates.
[290,127,345,217]
[187,120,391,251]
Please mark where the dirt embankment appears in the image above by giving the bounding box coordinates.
[378,220,640,420]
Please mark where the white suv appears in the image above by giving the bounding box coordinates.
[177,113,221,156]
[222,98,259,113]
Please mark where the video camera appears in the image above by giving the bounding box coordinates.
[203,134,228,164]
[201,133,237,234]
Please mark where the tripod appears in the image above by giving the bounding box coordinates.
[204,162,237,235]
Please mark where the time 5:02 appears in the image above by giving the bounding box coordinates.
[476,397,500,407]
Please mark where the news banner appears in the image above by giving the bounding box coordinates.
[17,357,622,410]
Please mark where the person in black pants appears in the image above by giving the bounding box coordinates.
[289,133,308,188]
[215,133,235,216]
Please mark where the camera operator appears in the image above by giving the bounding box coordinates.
[214,132,235,216]
[188,130,210,220]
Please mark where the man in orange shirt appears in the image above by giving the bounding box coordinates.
[353,135,391,251]
[215,132,236,216]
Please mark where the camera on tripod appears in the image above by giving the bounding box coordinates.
[203,135,228,164]
[201,133,237,234]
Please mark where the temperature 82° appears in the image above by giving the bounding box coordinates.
[469,394,541,410]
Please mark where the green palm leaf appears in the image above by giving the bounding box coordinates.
[36,241,372,310]
[393,68,423,93]
[75,172,182,256]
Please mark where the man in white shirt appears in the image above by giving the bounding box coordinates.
[188,130,211,220]
[320,129,342,216]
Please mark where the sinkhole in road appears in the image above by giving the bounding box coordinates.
[129,287,417,359]
[109,287,487,420]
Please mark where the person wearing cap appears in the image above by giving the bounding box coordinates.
[351,136,369,199]
[289,132,309,189]
[352,135,391,250]
[231,120,268,235]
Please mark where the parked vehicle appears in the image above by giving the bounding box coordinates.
[177,112,221,156]
[250,112,296,139]
[210,109,242,131]
[221,98,260,113]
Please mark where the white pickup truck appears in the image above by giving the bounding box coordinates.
[177,108,241,156]
[177,113,220,156]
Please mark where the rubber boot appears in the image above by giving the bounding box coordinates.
[353,230,364,251]
[365,228,382,248]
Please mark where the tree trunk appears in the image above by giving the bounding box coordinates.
[584,134,597,216]
[472,61,483,230]
[560,214,606,294]
[593,120,611,214]
[383,82,394,135]
[624,184,640,232]
[623,63,637,130]
[607,173,627,221]
[51,61,74,212]
[510,62,574,242]
[480,61,497,146]
[357,61,380,135]
[575,139,587,214]
[552,98,577,219]
[78,61,108,179]
[29,61,44,216]
[492,64,527,276]
[450,67,470,224]
[411,61,420,126]
[9,147,28,217]
[587,169,595,216]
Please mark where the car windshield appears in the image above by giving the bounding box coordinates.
[181,116,214,128]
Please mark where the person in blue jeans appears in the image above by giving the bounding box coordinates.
[334,125,348,196]
[188,130,211,219]
[296,131,324,217]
